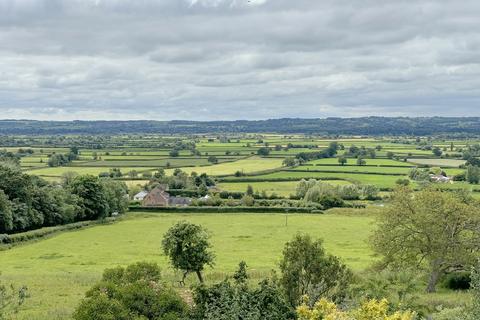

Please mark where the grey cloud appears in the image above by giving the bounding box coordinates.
[1,0,480,120]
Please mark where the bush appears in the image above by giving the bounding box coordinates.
[191,262,294,320]
[74,262,188,320]
[441,272,471,290]
[0,219,116,246]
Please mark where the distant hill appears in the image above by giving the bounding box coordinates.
[1,117,480,135]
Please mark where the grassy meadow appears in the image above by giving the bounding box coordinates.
[1,211,375,319]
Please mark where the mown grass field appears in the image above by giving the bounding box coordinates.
[1,212,375,320]
[165,156,284,176]
[407,158,466,167]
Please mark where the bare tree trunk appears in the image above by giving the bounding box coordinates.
[426,261,442,293]
[196,270,204,283]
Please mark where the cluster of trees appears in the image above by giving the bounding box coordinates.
[296,179,379,207]
[47,147,79,167]
[342,145,376,159]
[6,117,480,135]
[168,141,197,157]
[0,164,128,234]
[296,142,338,162]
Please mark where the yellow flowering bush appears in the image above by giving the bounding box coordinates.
[297,297,416,320]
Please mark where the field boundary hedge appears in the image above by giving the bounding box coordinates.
[0,218,117,248]
[285,169,407,176]
[129,206,320,214]
[217,177,348,183]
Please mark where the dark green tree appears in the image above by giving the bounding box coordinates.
[69,175,109,220]
[279,233,352,307]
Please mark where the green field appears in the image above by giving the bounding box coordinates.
[228,171,409,189]
[165,156,284,176]
[0,212,374,319]
[307,158,414,166]
[219,180,352,197]
[407,158,466,167]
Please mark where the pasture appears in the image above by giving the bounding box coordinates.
[218,180,352,197]
[1,211,375,320]
[165,156,284,176]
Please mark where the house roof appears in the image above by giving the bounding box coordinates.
[134,190,148,198]
[168,197,192,205]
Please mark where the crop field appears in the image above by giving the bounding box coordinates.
[1,212,375,320]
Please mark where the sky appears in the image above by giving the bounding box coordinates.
[1,0,480,121]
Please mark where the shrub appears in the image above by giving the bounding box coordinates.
[442,272,471,290]
[73,262,188,320]
[191,262,294,320]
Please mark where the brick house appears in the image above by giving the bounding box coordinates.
[141,185,192,207]
[142,185,170,207]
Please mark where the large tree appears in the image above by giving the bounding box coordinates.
[372,187,480,293]
[162,221,215,284]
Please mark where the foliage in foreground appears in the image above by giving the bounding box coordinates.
[0,273,28,320]
[191,262,295,320]
[279,233,352,307]
[297,297,416,320]
[73,262,188,320]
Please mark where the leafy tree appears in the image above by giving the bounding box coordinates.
[100,179,129,215]
[207,156,218,164]
[338,156,347,166]
[432,147,443,157]
[283,157,297,167]
[162,221,215,284]
[246,185,254,196]
[257,147,270,156]
[241,194,254,207]
[279,233,352,307]
[0,190,13,233]
[466,165,480,184]
[169,149,180,157]
[356,157,366,166]
[69,175,109,220]
[371,187,480,292]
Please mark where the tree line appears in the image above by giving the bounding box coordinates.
[0,163,128,234]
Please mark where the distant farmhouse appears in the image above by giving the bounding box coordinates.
[430,174,451,183]
[141,185,191,207]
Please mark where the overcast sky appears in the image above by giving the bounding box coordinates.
[1,0,480,120]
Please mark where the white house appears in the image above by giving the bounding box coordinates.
[133,190,149,201]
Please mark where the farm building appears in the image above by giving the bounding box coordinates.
[430,174,451,183]
[133,190,148,201]
[141,185,191,207]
